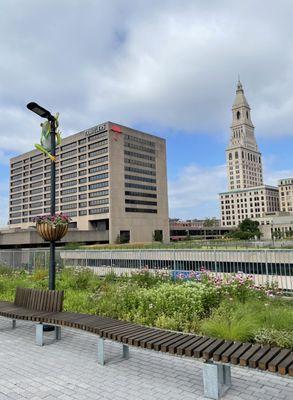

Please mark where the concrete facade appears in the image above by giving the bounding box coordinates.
[279,178,293,212]
[220,185,279,226]
[9,122,169,244]
[258,212,293,239]
[220,82,279,227]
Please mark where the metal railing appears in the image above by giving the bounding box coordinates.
[60,249,293,291]
[0,249,63,273]
[0,248,292,291]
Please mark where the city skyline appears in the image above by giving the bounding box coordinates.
[1,1,293,225]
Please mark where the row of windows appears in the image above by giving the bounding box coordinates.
[61,172,77,181]
[61,180,77,188]
[125,207,157,214]
[89,207,109,215]
[61,149,77,159]
[89,147,108,158]
[61,141,77,151]
[88,164,108,174]
[89,189,109,198]
[124,157,155,170]
[11,173,22,181]
[89,172,108,182]
[228,151,261,163]
[124,141,156,155]
[125,190,157,198]
[124,166,156,176]
[61,188,77,196]
[125,199,157,206]
[89,181,109,191]
[88,131,108,142]
[88,139,108,150]
[124,134,156,148]
[61,157,77,166]
[125,174,156,184]
[89,155,108,166]
[85,197,108,206]
[125,183,156,191]
[124,150,155,161]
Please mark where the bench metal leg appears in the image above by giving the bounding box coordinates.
[98,337,105,366]
[203,362,231,399]
[36,323,44,346]
[12,319,16,329]
[55,326,61,340]
[122,344,129,360]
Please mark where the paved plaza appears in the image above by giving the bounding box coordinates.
[0,317,292,400]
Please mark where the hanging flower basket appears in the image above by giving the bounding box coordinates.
[34,213,71,242]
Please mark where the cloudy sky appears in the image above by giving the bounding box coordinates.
[1,0,293,225]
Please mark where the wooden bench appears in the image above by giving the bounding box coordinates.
[0,288,292,400]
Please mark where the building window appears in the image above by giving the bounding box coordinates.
[125,207,157,213]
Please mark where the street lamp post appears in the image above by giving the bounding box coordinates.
[27,102,56,290]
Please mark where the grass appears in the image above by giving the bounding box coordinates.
[0,267,292,348]
[63,239,293,251]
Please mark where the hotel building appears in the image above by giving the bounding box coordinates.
[9,122,169,244]
[220,81,280,226]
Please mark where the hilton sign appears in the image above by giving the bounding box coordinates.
[84,123,107,137]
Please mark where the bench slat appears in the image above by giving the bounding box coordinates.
[248,346,271,368]
[184,337,210,357]
[268,349,292,373]
[161,334,196,353]
[258,347,281,370]
[193,338,217,358]
[116,327,152,342]
[131,330,165,346]
[239,344,261,366]
[146,332,176,350]
[278,353,293,375]
[212,341,234,362]
[153,333,183,351]
[202,339,225,360]
[176,336,203,356]
[221,342,242,363]
[230,343,252,365]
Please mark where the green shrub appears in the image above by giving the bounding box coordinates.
[129,270,169,288]
[95,281,220,331]
[254,328,293,349]
[200,300,261,342]
[59,267,98,290]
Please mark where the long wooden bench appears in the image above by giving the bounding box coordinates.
[0,288,292,400]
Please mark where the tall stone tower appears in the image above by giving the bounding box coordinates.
[226,80,263,190]
[219,81,279,227]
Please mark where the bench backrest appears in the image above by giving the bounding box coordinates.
[14,287,64,313]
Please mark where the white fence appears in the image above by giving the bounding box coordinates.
[0,248,292,291]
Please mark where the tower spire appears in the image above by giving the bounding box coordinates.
[226,81,263,191]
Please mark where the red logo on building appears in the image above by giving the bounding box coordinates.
[111,125,122,141]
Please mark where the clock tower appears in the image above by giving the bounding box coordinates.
[226,80,263,190]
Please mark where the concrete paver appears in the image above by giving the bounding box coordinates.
[0,317,292,400]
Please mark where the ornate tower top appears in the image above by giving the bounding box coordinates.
[232,79,250,109]
[226,80,263,190]
[229,80,257,151]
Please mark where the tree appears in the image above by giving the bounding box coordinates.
[230,218,261,240]
[203,218,218,227]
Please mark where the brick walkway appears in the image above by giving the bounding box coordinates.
[0,317,292,400]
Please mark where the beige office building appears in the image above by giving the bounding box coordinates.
[9,122,169,244]
[220,81,280,226]
[278,178,293,212]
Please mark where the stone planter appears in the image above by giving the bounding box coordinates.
[36,223,68,242]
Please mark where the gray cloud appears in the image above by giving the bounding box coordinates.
[1,0,293,224]
[1,0,293,156]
